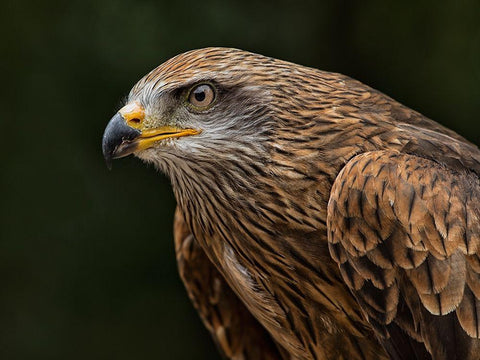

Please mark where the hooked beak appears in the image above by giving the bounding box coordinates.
[102,101,200,169]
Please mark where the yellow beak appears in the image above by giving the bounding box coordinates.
[102,101,200,167]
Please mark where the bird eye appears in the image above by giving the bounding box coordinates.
[188,84,215,108]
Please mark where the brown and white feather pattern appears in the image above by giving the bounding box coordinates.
[124,48,480,359]
[174,207,285,359]
[328,151,480,359]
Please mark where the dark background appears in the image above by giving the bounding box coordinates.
[1,0,479,358]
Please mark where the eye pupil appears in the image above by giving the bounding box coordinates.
[194,90,206,102]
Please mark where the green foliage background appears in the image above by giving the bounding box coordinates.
[1,0,479,358]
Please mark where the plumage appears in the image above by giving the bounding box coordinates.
[103,47,480,359]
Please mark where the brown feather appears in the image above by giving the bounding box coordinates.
[174,207,285,359]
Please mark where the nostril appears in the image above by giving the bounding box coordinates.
[127,118,142,128]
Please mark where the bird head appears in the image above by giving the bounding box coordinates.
[102,48,280,173]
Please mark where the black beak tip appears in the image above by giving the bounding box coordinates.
[102,132,115,170]
[105,157,113,170]
[102,112,141,169]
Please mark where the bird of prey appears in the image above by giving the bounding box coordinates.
[102,48,480,360]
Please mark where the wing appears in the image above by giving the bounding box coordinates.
[327,150,480,360]
[174,207,286,359]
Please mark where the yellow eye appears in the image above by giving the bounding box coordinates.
[188,84,215,108]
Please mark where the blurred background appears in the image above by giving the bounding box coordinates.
[1,0,479,358]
